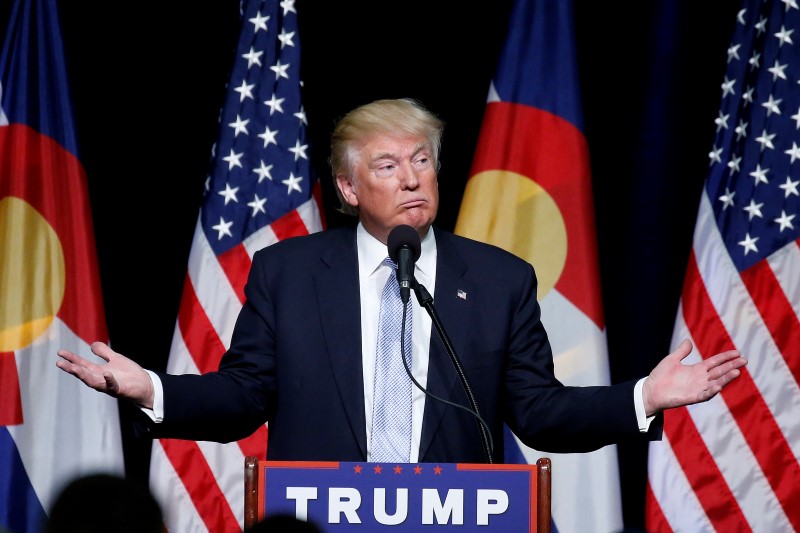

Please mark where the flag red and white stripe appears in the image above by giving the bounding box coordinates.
[646,1,800,531]
[148,1,324,530]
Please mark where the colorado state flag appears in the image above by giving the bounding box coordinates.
[455,0,622,531]
[0,0,124,531]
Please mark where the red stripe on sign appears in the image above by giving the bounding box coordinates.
[178,274,226,374]
[739,259,800,388]
[217,243,252,305]
[645,481,674,533]
[682,252,800,531]
[663,407,750,531]
[161,439,240,533]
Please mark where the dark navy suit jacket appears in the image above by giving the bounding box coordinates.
[145,225,660,463]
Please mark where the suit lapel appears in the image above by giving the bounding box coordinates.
[419,229,476,460]
[314,227,368,458]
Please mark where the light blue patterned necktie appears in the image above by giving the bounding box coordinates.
[371,257,413,463]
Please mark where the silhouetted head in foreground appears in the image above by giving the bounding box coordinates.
[45,473,163,533]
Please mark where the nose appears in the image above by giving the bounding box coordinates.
[399,162,420,190]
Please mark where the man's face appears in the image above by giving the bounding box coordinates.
[336,133,439,243]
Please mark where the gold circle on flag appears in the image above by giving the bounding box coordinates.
[0,196,66,351]
[454,170,567,300]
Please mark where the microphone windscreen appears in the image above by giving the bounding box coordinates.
[387,225,422,263]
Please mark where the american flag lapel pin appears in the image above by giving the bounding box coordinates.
[457,289,467,300]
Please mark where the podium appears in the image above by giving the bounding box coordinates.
[244,457,551,532]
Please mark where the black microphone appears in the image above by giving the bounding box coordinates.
[387,225,421,304]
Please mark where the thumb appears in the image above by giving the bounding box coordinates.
[669,339,693,362]
[91,341,115,363]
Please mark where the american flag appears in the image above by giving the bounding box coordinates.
[646,1,800,531]
[148,0,323,531]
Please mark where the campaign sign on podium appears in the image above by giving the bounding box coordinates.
[244,458,551,532]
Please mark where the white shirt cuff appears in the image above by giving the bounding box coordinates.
[634,377,656,432]
[140,370,164,423]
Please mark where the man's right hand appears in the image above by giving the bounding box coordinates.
[56,341,155,409]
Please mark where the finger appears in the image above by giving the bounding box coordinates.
[56,349,84,366]
[705,353,745,376]
[103,372,119,395]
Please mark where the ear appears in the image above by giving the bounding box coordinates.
[336,174,359,207]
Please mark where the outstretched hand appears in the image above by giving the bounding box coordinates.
[643,339,747,416]
[56,342,155,409]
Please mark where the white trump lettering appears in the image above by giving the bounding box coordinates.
[328,487,361,524]
[374,488,409,525]
[421,488,464,525]
[285,487,317,521]
[476,489,509,525]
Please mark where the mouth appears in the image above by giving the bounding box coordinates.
[400,199,426,209]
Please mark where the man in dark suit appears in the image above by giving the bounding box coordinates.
[56,98,746,464]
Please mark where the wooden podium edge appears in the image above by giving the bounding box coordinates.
[244,455,259,530]
[537,457,552,533]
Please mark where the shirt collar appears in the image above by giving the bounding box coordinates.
[356,222,437,278]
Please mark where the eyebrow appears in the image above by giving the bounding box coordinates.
[368,143,430,165]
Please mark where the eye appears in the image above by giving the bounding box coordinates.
[373,164,396,178]
[413,156,431,169]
